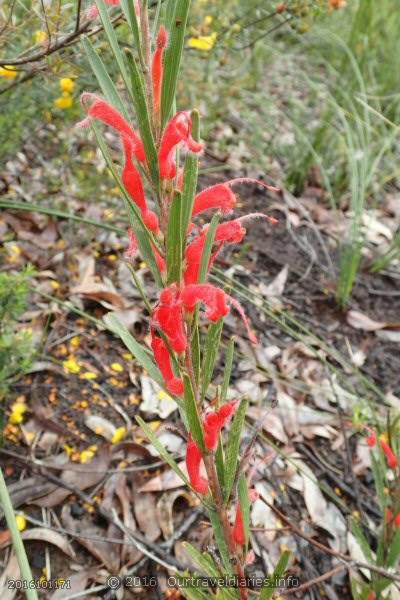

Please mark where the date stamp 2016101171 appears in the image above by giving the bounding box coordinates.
[7,579,71,591]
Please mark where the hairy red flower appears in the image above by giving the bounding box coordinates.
[86,0,120,19]
[395,513,400,529]
[153,285,187,352]
[366,432,377,447]
[158,112,203,179]
[186,436,208,495]
[152,26,168,115]
[203,401,237,450]
[192,184,237,217]
[78,93,146,162]
[121,138,159,232]
[151,333,184,396]
[233,505,245,546]
[380,439,398,470]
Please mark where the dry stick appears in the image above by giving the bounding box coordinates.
[281,564,347,597]
[266,500,400,585]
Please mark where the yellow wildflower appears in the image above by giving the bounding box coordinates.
[111,362,124,373]
[79,449,95,464]
[80,371,97,380]
[51,280,60,290]
[70,336,81,348]
[188,32,217,51]
[54,93,73,109]
[0,66,17,79]
[59,77,75,93]
[111,426,127,444]
[9,412,23,425]
[15,514,27,531]
[204,15,213,26]
[63,356,81,374]
[122,352,133,360]
[34,30,47,44]
[11,402,27,415]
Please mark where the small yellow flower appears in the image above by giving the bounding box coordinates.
[111,362,124,373]
[70,336,81,348]
[188,32,217,51]
[122,352,133,360]
[59,77,75,93]
[34,30,47,44]
[15,514,27,531]
[11,402,27,415]
[51,280,60,290]
[204,15,213,26]
[54,93,73,109]
[0,66,17,79]
[80,371,97,380]
[63,444,74,457]
[9,412,23,425]
[79,449,95,464]
[111,426,127,444]
[231,23,241,33]
[63,356,81,374]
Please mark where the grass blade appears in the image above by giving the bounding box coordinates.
[238,472,250,551]
[183,375,204,451]
[224,398,248,503]
[180,110,200,236]
[166,190,183,284]
[259,550,291,600]
[201,318,223,398]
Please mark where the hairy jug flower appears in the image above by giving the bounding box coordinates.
[159,111,203,179]
[151,333,184,396]
[152,26,168,115]
[233,505,245,546]
[153,285,187,352]
[78,93,146,162]
[203,401,237,450]
[86,0,120,20]
[186,436,208,495]
[121,138,159,232]
[380,439,398,469]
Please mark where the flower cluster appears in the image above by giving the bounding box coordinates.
[366,430,398,470]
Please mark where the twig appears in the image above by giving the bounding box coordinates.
[282,564,346,596]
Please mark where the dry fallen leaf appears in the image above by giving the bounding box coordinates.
[346,310,388,331]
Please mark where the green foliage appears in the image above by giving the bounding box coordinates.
[0,268,35,401]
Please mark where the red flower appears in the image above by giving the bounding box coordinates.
[380,439,398,470]
[233,505,245,546]
[386,508,393,524]
[125,229,166,273]
[181,283,257,344]
[394,513,400,529]
[192,183,237,217]
[152,285,187,352]
[184,233,222,285]
[78,93,146,162]
[86,0,120,19]
[366,431,377,447]
[186,436,208,495]
[203,401,237,450]
[152,26,168,115]
[121,138,159,232]
[158,111,203,179]
[366,592,375,600]
[151,333,184,396]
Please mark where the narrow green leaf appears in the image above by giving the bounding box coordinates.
[259,551,291,600]
[201,318,223,398]
[206,508,233,576]
[370,451,386,511]
[183,542,220,576]
[125,51,159,186]
[238,472,250,551]
[198,213,219,284]
[120,0,142,56]
[82,37,129,119]
[215,440,225,490]
[104,313,162,385]
[181,110,200,237]
[350,518,374,564]
[90,120,163,286]
[387,528,400,567]
[191,324,201,384]
[221,338,235,404]
[161,0,191,126]
[224,398,248,503]
[94,0,132,95]
[183,375,204,451]
[136,416,189,484]
[166,190,183,284]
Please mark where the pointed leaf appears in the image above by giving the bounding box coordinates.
[183,375,204,451]
[198,213,219,284]
[166,190,183,284]
[207,508,233,576]
[201,318,223,398]
[120,0,142,57]
[238,472,250,551]
[221,338,235,404]
[350,518,373,564]
[259,551,291,600]
[181,110,200,236]
[224,398,248,503]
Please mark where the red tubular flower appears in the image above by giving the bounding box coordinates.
[152,285,187,352]
[181,283,230,321]
[192,177,280,218]
[121,138,159,232]
[151,333,184,396]
[186,436,208,495]
[78,93,146,162]
[385,508,393,524]
[158,111,203,179]
[203,401,237,450]
[125,229,166,273]
[380,439,398,469]
[233,505,245,546]
[86,0,120,19]
[181,283,257,344]
[367,593,375,600]
[395,513,400,528]
[366,431,377,447]
[152,26,168,115]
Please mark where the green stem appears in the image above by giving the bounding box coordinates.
[0,468,38,600]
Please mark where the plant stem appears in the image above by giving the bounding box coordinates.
[0,468,38,600]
